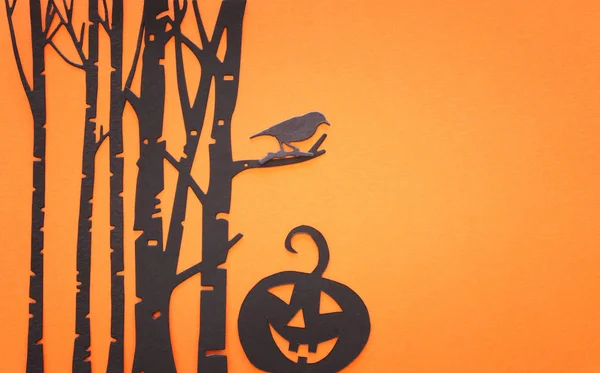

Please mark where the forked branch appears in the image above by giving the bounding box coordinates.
[49,0,86,63]
[95,126,109,152]
[43,1,58,36]
[5,0,31,93]
[174,0,188,21]
[191,0,209,47]
[99,0,110,33]
[124,88,141,115]
[61,0,73,22]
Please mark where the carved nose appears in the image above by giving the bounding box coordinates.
[288,309,305,328]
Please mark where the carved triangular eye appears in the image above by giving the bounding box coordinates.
[319,291,343,314]
[287,309,305,328]
[267,284,294,305]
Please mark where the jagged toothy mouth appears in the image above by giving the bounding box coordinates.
[268,323,338,364]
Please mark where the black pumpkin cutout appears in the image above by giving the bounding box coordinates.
[238,225,370,373]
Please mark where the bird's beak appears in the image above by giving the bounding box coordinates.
[323,120,330,126]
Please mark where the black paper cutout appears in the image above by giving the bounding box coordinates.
[6,1,369,372]
[107,0,126,371]
[73,1,101,370]
[250,112,330,164]
[6,1,47,372]
[238,226,371,373]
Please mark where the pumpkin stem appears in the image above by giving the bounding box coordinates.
[284,225,330,276]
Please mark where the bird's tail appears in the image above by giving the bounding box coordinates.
[249,129,268,139]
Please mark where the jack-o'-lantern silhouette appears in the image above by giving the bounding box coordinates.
[238,225,370,372]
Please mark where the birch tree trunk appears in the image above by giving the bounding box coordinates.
[132,1,177,372]
[73,2,100,372]
[107,0,125,371]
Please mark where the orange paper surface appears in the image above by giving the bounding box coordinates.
[1,1,600,372]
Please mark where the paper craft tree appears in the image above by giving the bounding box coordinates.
[5,1,368,372]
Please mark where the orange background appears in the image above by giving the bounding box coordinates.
[2,0,600,372]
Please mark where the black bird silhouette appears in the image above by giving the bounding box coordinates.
[251,112,330,164]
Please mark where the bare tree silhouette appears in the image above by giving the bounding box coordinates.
[106,0,126,371]
[5,1,49,371]
[69,0,102,370]
[128,0,174,371]
[38,2,130,370]
[6,1,329,372]
[12,1,119,371]
[129,1,327,372]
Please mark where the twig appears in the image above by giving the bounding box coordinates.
[78,22,85,47]
[95,126,110,152]
[226,233,243,253]
[48,40,84,69]
[61,0,73,22]
[5,0,16,16]
[231,134,328,177]
[5,0,31,93]
[46,22,63,43]
[51,0,86,62]
[44,1,57,36]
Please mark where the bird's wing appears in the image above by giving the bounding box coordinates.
[249,117,293,139]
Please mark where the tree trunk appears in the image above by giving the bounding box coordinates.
[107,0,125,371]
[26,1,46,372]
[198,2,246,372]
[132,1,176,372]
[72,3,99,372]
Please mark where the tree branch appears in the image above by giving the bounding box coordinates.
[173,261,206,288]
[226,233,243,253]
[163,151,207,203]
[46,21,63,42]
[78,22,85,47]
[180,33,221,67]
[174,0,188,21]
[48,40,84,69]
[5,0,16,16]
[172,232,243,288]
[124,19,144,91]
[5,0,32,93]
[51,0,86,62]
[206,0,228,51]
[43,1,57,35]
[124,88,141,115]
[100,0,110,33]
[191,0,209,48]
[173,3,191,117]
[231,134,328,177]
[61,0,73,22]
[99,18,110,35]
[95,126,109,152]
